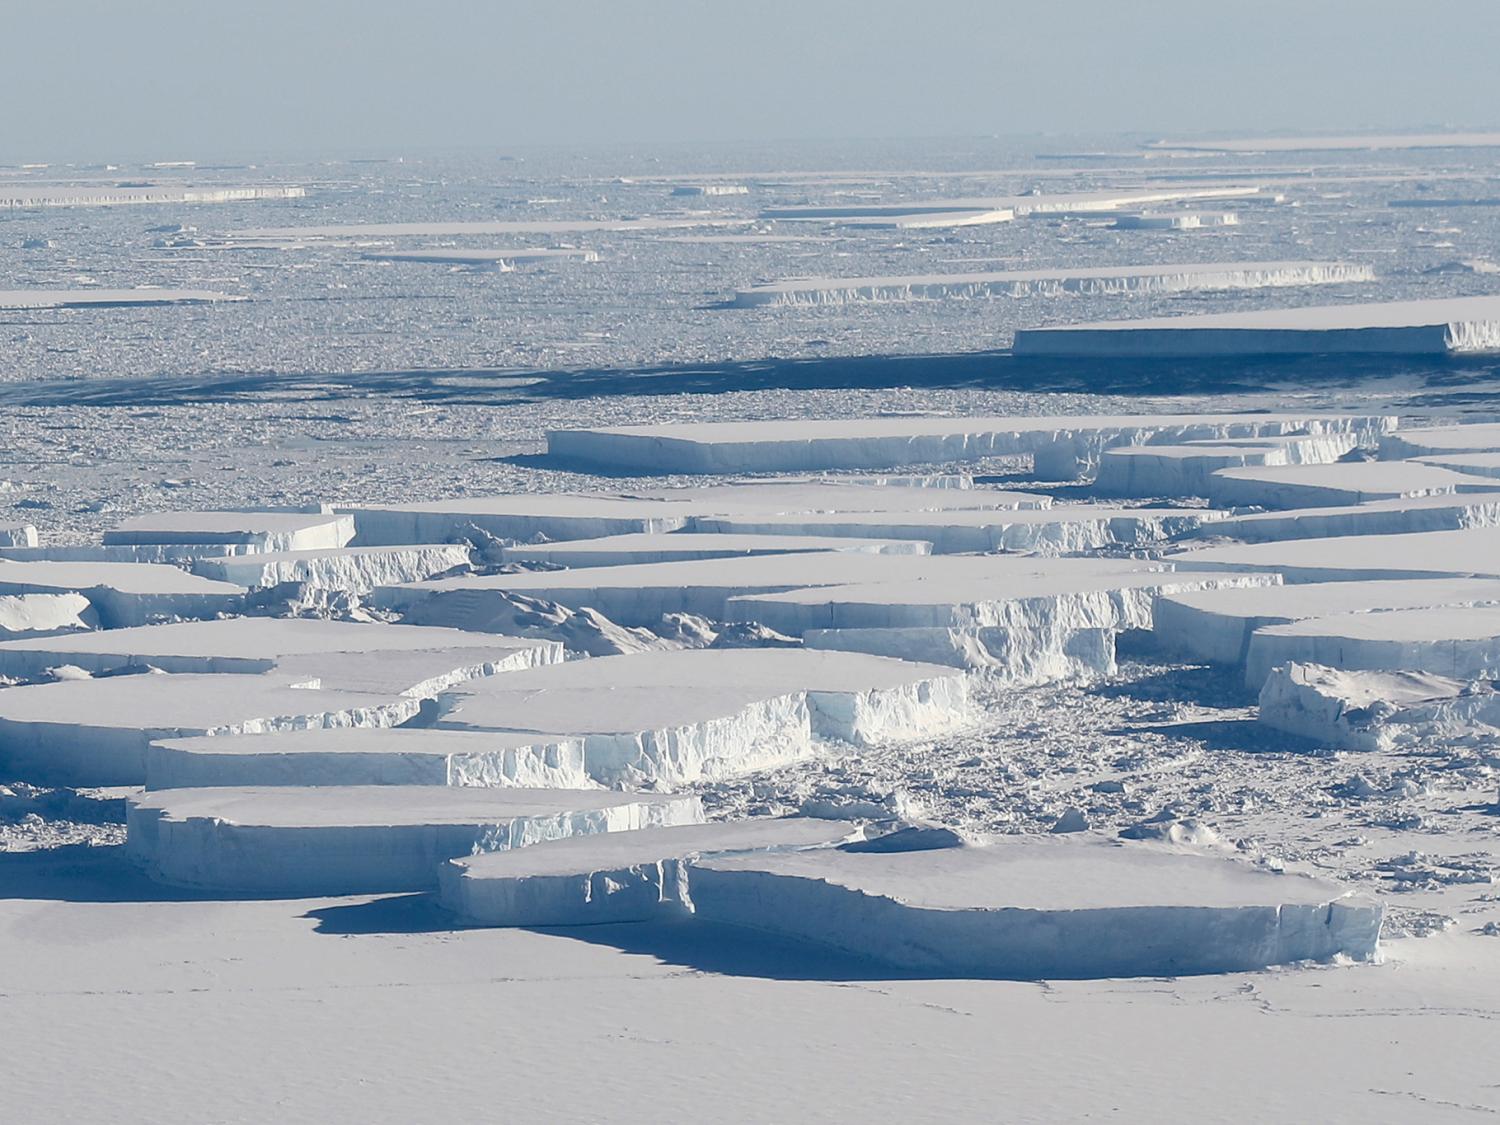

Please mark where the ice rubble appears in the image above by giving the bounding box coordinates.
[1257,662,1500,751]
[695,506,1225,555]
[147,728,591,790]
[0,674,420,785]
[126,785,704,895]
[1170,526,1500,582]
[1154,579,1500,668]
[0,559,244,627]
[1245,605,1500,689]
[687,836,1382,977]
[0,617,562,694]
[500,532,930,567]
[1202,494,1500,542]
[431,649,971,787]
[0,184,306,208]
[1092,434,1358,498]
[190,544,471,590]
[728,262,1371,308]
[1,523,38,548]
[547,414,1395,477]
[0,289,241,309]
[1012,296,1500,357]
[1205,461,1493,509]
[104,511,355,552]
[439,817,858,927]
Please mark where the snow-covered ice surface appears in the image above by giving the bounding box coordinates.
[0,289,242,309]
[501,531,930,566]
[1205,460,1494,508]
[0,558,244,627]
[103,510,355,551]
[1171,525,1500,581]
[1203,493,1500,541]
[189,543,473,589]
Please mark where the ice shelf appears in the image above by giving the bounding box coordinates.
[1245,604,1500,688]
[0,559,244,628]
[0,289,241,309]
[103,511,355,552]
[0,617,562,693]
[1153,578,1500,668]
[500,532,930,568]
[1013,296,1500,357]
[146,728,591,790]
[688,837,1382,977]
[729,262,1370,308]
[433,649,971,786]
[126,786,705,895]
[440,817,858,926]
[1169,527,1500,582]
[1202,494,1500,542]
[0,674,421,785]
[1092,435,1359,497]
[190,544,472,590]
[1206,461,1491,509]
[546,414,1395,477]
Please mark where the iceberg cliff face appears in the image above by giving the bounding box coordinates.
[0,523,38,548]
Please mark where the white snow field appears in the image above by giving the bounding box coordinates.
[190,543,472,590]
[1202,493,1500,541]
[1170,525,1500,582]
[548,413,1394,477]
[0,522,37,548]
[1092,434,1358,497]
[1205,460,1493,508]
[103,510,355,552]
[729,262,1371,308]
[1153,578,1500,668]
[688,836,1381,977]
[0,616,561,690]
[695,506,1226,554]
[0,673,420,785]
[432,649,971,786]
[1415,451,1500,480]
[440,817,859,926]
[0,558,244,627]
[146,727,591,790]
[1245,604,1500,689]
[0,183,305,208]
[1380,422,1500,458]
[1257,661,1500,751]
[362,248,599,268]
[0,289,242,310]
[126,785,705,895]
[500,531,930,567]
[1012,296,1500,357]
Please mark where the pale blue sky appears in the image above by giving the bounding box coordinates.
[10,0,1499,161]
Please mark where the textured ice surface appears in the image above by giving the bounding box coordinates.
[501,532,929,567]
[1112,211,1239,230]
[190,544,471,590]
[146,727,590,790]
[1154,579,1500,668]
[0,523,38,548]
[763,187,1263,223]
[696,506,1225,554]
[1093,434,1359,497]
[0,559,243,627]
[0,617,562,693]
[1014,296,1500,357]
[1246,604,1500,688]
[1206,461,1491,508]
[1151,131,1500,153]
[690,837,1382,977]
[0,673,421,785]
[0,289,241,309]
[548,414,1395,477]
[1203,493,1500,541]
[363,248,599,268]
[0,592,98,640]
[730,262,1370,307]
[1257,662,1498,751]
[433,648,971,786]
[234,217,747,238]
[1171,526,1500,582]
[126,785,705,894]
[440,817,858,926]
[104,511,355,552]
[0,184,305,208]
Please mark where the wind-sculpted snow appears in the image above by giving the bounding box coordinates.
[104,511,355,552]
[689,837,1382,977]
[1014,296,1500,357]
[730,262,1373,308]
[191,544,472,590]
[439,817,858,926]
[0,559,244,628]
[1093,435,1358,498]
[126,785,705,895]
[548,414,1396,477]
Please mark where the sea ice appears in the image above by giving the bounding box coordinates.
[126,785,705,895]
[0,184,305,208]
[0,289,242,309]
[0,523,38,548]
[362,248,599,269]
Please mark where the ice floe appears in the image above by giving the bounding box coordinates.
[190,544,471,590]
[1093,434,1358,497]
[104,510,355,552]
[1205,461,1493,509]
[0,559,244,627]
[500,532,929,567]
[1170,526,1500,582]
[0,289,242,309]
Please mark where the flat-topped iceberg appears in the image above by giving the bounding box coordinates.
[1170,526,1500,583]
[104,511,354,552]
[191,544,471,590]
[1202,494,1500,542]
[1207,461,1491,509]
[500,532,929,567]
[0,559,243,627]
[1093,435,1358,498]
